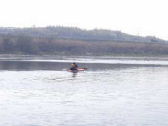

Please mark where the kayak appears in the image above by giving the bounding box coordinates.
[68,68,87,73]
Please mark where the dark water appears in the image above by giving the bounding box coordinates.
[0,57,168,126]
[0,59,167,71]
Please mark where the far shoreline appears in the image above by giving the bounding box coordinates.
[1,54,168,61]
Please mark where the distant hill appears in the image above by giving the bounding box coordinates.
[0,26,168,56]
[0,26,166,43]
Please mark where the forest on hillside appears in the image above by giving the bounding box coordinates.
[0,26,168,56]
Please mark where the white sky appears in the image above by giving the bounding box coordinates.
[0,0,168,39]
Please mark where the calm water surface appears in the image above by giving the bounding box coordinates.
[0,57,168,126]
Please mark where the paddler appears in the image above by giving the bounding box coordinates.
[70,62,78,72]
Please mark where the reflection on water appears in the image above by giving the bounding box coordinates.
[72,72,77,78]
[0,58,168,126]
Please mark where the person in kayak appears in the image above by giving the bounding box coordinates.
[70,62,78,71]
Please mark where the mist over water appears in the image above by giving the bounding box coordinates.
[0,57,168,126]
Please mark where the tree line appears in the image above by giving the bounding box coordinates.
[0,26,168,56]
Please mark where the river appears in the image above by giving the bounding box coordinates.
[0,56,168,126]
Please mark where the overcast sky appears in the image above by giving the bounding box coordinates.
[0,0,168,39]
